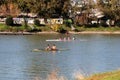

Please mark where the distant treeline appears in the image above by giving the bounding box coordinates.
[0,0,70,18]
[0,0,120,27]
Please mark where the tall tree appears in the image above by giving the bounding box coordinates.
[73,0,95,25]
[96,0,120,26]
[0,0,71,18]
[0,0,19,17]
[17,0,30,14]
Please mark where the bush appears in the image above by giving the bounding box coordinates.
[57,25,68,34]
[34,19,40,26]
[58,28,68,33]
[99,20,108,27]
[28,28,42,32]
[23,18,28,28]
[64,19,73,27]
[5,16,14,26]
[75,27,86,32]
[115,19,120,27]
[51,24,59,31]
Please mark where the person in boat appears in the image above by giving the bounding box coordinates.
[67,36,71,41]
[51,44,57,50]
[63,37,66,41]
[59,37,62,41]
[45,44,51,50]
[72,37,76,40]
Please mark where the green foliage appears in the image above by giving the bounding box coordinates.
[34,19,40,26]
[17,0,30,13]
[75,27,86,32]
[51,24,59,32]
[15,0,71,18]
[115,19,120,27]
[97,0,120,23]
[0,24,25,32]
[99,20,108,27]
[23,18,28,28]
[39,26,52,31]
[5,16,14,26]
[57,26,67,33]
[64,19,73,27]
[50,24,69,33]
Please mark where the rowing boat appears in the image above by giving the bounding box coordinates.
[46,39,74,42]
[46,39,61,42]
[32,48,69,52]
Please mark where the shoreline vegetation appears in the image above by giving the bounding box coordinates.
[1,31,120,35]
[1,23,120,35]
[1,17,120,35]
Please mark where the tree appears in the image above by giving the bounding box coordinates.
[73,0,95,25]
[5,16,14,26]
[96,0,120,26]
[16,0,71,18]
[0,0,71,18]
[17,0,30,14]
[34,19,40,26]
[0,0,19,17]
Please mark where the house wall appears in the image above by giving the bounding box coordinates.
[0,18,64,24]
[47,18,63,24]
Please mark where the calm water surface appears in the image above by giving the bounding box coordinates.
[0,34,120,80]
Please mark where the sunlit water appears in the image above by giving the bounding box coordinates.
[0,34,120,80]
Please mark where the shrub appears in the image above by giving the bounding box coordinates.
[51,24,59,31]
[58,28,67,33]
[23,18,28,28]
[5,16,14,26]
[51,24,68,33]
[34,19,40,26]
[57,25,68,34]
[99,20,108,27]
[115,19,120,27]
[64,19,73,27]
[28,28,42,32]
[26,25,41,32]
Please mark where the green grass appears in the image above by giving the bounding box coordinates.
[83,70,120,80]
[0,23,6,30]
[75,26,120,32]
[38,26,52,31]
[1,23,120,32]
[100,71,120,80]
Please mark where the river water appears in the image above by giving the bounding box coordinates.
[0,34,120,80]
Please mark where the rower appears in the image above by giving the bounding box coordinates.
[67,37,71,41]
[59,37,62,41]
[51,44,57,50]
[72,37,76,40]
[45,44,51,50]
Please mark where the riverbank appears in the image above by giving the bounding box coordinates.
[0,31,59,35]
[71,31,120,34]
[82,70,120,80]
[1,31,120,35]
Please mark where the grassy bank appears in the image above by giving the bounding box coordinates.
[0,23,50,32]
[82,70,120,80]
[75,26,120,32]
[1,23,120,33]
